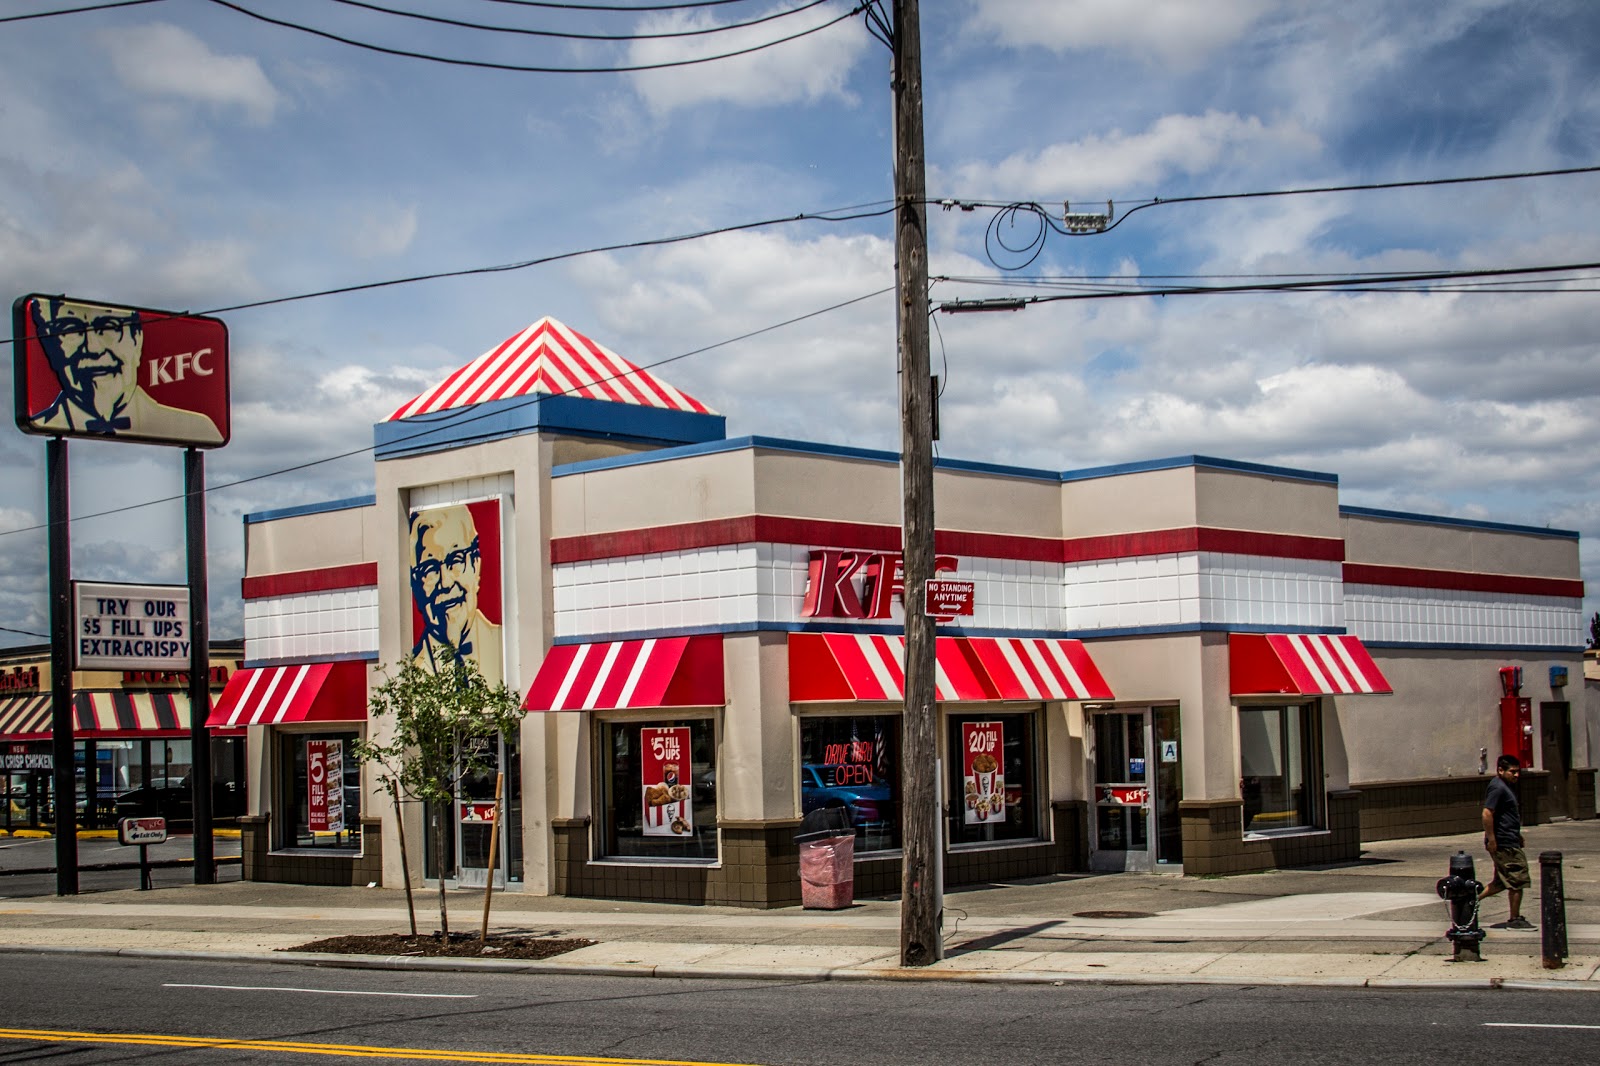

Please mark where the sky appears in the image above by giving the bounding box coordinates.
[1,0,1598,648]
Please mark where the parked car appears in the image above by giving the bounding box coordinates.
[800,763,891,828]
[114,778,193,822]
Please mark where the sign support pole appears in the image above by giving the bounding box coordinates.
[186,447,214,884]
[48,437,77,895]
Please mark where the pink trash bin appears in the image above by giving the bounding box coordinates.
[799,833,855,909]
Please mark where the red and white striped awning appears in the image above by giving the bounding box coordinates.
[1229,633,1392,696]
[524,635,724,712]
[0,691,224,740]
[386,316,715,422]
[788,633,1114,703]
[205,661,369,728]
[968,637,1115,701]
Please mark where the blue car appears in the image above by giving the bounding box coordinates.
[801,764,891,827]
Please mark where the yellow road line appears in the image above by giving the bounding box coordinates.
[0,1027,760,1065]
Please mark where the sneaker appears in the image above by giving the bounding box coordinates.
[1499,916,1536,931]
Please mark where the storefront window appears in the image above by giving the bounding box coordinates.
[799,715,901,852]
[947,711,1040,845]
[1239,703,1320,833]
[599,719,715,861]
[277,733,361,851]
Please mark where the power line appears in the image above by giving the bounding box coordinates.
[0,0,164,21]
[0,286,895,540]
[205,0,868,74]
[328,0,838,42]
[0,624,48,640]
[471,0,773,10]
[0,199,897,347]
[935,260,1600,312]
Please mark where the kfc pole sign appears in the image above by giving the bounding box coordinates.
[13,294,230,448]
[801,549,962,621]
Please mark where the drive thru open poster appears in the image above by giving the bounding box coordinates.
[307,740,344,834]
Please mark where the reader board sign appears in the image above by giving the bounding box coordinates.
[74,582,190,670]
[12,294,230,448]
[306,740,345,835]
[118,817,167,846]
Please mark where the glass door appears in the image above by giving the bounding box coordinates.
[454,735,516,889]
[1090,710,1153,872]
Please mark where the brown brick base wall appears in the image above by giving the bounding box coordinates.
[553,819,802,908]
[240,815,384,886]
[1354,771,1587,841]
[1179,791,1360,875]
[552,803,1088,907]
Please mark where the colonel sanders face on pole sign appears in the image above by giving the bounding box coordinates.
[12,294,230,448]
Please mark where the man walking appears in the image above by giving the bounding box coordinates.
[1479,754,1534,930]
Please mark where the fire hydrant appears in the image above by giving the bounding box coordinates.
[1436,850,1485,962]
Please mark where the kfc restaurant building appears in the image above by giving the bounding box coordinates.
[219,316,1593,903]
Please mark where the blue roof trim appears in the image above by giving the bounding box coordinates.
[1068,622,1346,640]
[549,620,1355,643]
[374,393,726,461]
[1339,505,1580,540]
[1359,641,1585,654]
[245,495,376,524]
[241,650,379,669]
[1059,454,1337,485]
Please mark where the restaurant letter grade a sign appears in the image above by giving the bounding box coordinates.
[74,581,191,670]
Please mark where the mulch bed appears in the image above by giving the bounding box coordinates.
[286,932,596,960]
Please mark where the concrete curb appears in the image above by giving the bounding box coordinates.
[2,941,1596,993]
[0,855,243,877]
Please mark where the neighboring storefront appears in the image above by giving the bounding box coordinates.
[0,643,245,831]
[223,315,1595,903]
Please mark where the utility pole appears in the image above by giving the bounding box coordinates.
[889,0,940,967]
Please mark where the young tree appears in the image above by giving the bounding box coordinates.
[1589,611,1600,651]
[351,653,522,940]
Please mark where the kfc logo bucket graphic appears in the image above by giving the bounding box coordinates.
[13,294,230,448]
[962,721,1005,826]
[641,726,691,837]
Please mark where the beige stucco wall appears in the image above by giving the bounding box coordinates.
[550,448,756,537]
[1077,632,1236,800]
[1343,649,1584,783]
[245,503,379,576]
[1194,468,1341,538]
[1061,467,1198,537]
[1343,514,1580,578]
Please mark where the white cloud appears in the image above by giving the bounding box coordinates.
[627,5,872,114]
[101,23,281,125]
[347,203,419,259]
[949,111,1321,198]
[966,0,1274,65]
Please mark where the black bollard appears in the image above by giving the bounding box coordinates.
[1539,851,1567,969]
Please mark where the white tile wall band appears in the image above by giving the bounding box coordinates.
[243,588,380,661]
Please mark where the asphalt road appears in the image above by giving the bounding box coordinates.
[0,954,1596,1064]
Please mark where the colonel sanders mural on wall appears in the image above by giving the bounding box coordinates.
[408,500,503,685]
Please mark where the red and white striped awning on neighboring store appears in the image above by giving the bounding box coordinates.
[1229,633,1393,696]
[523,635,724,712]
[0,691,232,739]
[788,633,1115,703]
[386,316,716,422]
[205,660,369,728]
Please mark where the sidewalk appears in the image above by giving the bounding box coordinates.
[0,821,1595,990]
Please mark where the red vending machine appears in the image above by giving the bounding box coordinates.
[1498,666,1534,766]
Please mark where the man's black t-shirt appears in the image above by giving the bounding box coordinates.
[1484,775,1523,847]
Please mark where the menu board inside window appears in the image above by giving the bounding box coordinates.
[961,721,1005,825]
[640,726,692,837]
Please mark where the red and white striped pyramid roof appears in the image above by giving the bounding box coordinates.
[386,316,715,422]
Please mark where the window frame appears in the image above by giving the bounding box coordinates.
[271,727,364,855]
[593,712,720,866]
[944,705,1045,850]
[1237,700,1324,837]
